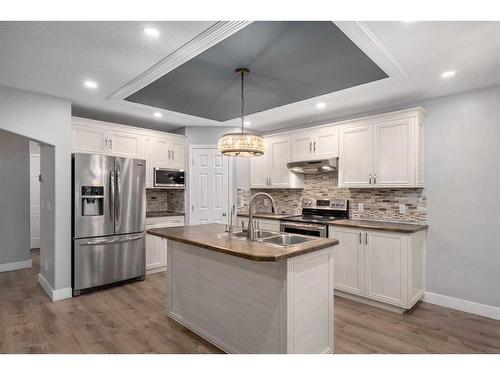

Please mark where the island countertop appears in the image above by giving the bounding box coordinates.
[147,223,338,262]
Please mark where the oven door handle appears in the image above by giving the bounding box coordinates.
[280,221,326,230]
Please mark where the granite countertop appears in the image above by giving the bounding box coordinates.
[146,211,185,218]
[236,212,295,220]
[147,224,338,262]
[328,219,428,233]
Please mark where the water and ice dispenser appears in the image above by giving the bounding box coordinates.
[81,186,104,216]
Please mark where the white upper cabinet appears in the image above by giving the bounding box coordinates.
[373,117,413,187]
[338,108,426,188]
[108,129,142,158]
[338,122,373,187]
[71,117,186,179]
[291,126,339,161]
[72,124,107,154]
[142,136,156,188]
[170,140,186,170]
[249,143,269,189]
[249,136,304,189]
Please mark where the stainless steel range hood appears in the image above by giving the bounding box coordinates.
[287,158,338,174]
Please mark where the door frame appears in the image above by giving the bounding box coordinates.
[187,144,233,225]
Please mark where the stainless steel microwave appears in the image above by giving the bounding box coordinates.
[153,168,185,188]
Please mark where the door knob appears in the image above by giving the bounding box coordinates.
[222,212,227,216]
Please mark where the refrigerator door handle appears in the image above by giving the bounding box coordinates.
[79,234,144,246]
[115,161,121,230]
[109,168,114,219]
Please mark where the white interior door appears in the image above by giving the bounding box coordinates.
[190,147,229,225]
[30,145,41,249]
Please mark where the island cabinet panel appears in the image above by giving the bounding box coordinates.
[236,216,280,232]
[166,240,335,354]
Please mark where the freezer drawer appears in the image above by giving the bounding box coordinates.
[73,233,145,292]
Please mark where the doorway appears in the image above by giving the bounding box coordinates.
[188,145,232,225]
[30,142,41,249]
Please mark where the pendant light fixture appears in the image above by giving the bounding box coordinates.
[217,68,265,157]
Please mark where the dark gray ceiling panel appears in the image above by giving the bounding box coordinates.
[125,21,388,121]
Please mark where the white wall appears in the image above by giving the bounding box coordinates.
[418,85,500,308]
[0,130,30,267]
[0,85,71,297]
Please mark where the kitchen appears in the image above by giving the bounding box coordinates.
[0,3,500,370]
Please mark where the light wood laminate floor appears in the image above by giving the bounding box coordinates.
[1,252,499,354]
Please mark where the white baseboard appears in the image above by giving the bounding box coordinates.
[0,259,32,272]
[423,292,500,321]
[38,273,73,302]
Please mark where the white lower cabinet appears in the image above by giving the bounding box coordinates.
[146,216,185,274]
[236,216,280,232]
[330,226,425,310]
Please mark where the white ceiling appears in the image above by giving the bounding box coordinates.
[1,21,500,132]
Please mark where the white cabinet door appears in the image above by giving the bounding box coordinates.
[365,231,407,307]
[155,138,171,168]
[338,123,373,187]
[108,130,142,158]
[170,140,186,169]
[314,127,339,158]
[72,125,107,154]
[249,144,269,188]
[291,133,315,161]
[268,137,291,188]
[373,118,414,187]
[331,227,364,296]
[142,137,156,188]
[145,232,167,271]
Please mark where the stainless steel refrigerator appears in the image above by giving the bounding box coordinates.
[72,153,146,296]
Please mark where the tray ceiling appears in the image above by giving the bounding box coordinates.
[124,21,388,122]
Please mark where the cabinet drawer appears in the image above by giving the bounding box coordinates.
[146,216,185,227]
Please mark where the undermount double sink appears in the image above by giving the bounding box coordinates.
[224,230,315,247]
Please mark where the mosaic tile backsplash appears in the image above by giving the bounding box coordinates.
[146,189,185,213]
[237,173,427,224]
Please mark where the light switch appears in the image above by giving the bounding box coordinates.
[399,204,407,214]
[358,202,364,212]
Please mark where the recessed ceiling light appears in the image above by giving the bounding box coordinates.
[441,70,456,79]
[316,102,326,109]
[153,112,162,118]
[143,27,160,38]
[244,120,251,126]
[83,80,98,89]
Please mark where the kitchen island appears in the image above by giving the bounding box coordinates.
[147,224,338,354]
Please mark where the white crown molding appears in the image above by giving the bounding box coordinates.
[334,21,410,80]
[109,21,252,101]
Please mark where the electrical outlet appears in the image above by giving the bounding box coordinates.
[358,202,364,212]
[399,204,407,214]
[44,260,48,272]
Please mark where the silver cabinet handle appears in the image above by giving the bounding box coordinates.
[365,233,368,245]
[309,142,312,152]
[168,150,171,160]
[269,177,272,186]
[373,174,377,184]
[368,173,372,184]
[109,139,112,150]
[359,232,362,244]
[171,150,174,160]
[104,139,108,150]
[313,141,316,152]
